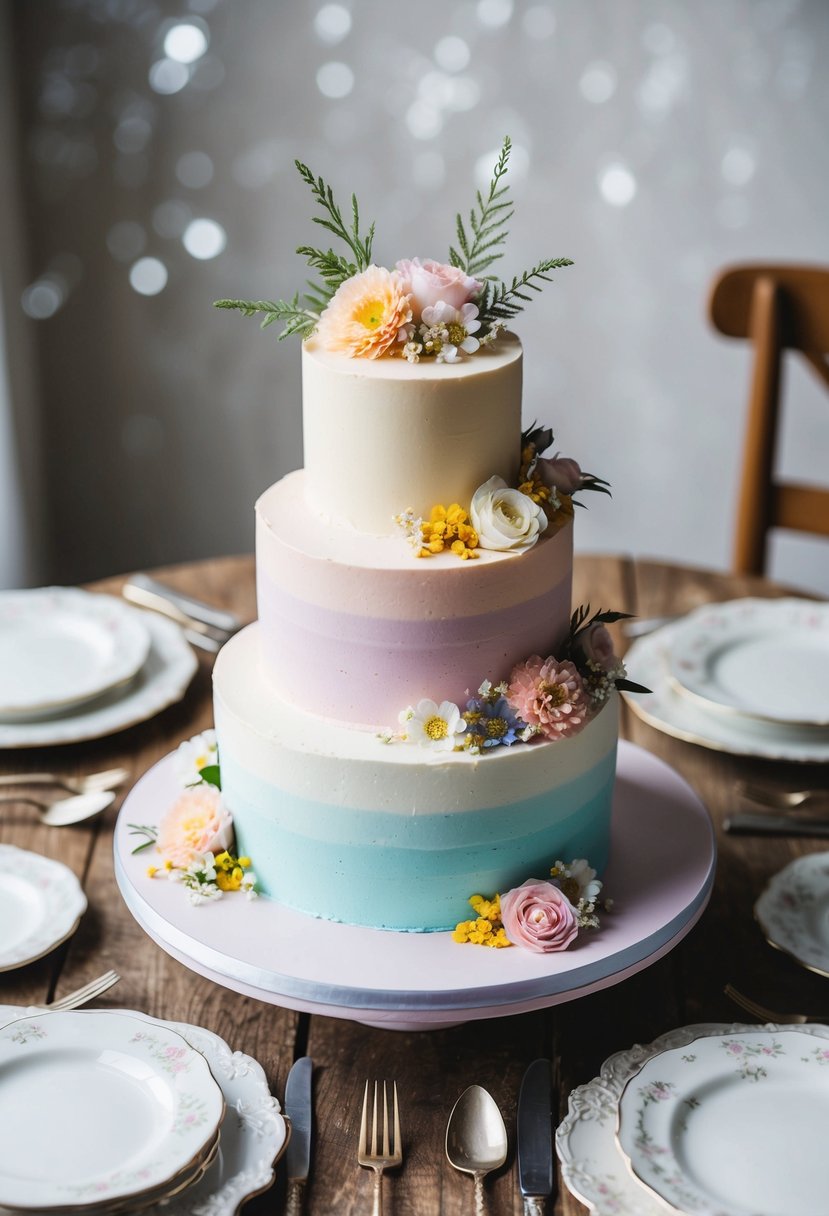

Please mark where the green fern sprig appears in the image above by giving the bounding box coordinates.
[450,137,513,279]
[295,160,375,271]
[477,257,574,329]
[213,296,318,340]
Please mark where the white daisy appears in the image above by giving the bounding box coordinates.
[400,698,467,751]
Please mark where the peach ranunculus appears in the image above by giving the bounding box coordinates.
[500,879,579,952]
[156,786,234,868]
[395,258,482,316]
[315,266,413,359]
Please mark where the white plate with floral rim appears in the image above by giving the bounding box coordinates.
[0,611,197,749]
[555,1021,829,1216]
[666,598,829,727]
[0,845,88,972]
[755,852,829,979]
[623,621,829,762]
[0,1006,287,1216]
[0,588,152,720]
[0,1009,225,1210]
[615,1026,829,1216]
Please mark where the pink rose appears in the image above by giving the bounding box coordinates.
[156,786,234,868]
[395,258,482,315]
[580,623,617,672]
[500,879,579,953]
[536,455,582,496]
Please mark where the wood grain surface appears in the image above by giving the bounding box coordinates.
[1,554,827,1215]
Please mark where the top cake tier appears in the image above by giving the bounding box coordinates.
[301,331,523,536]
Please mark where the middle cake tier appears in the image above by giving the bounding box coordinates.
[256,469,574,727]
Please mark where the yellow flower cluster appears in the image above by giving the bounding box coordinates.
[453,893,512,948]
[418,503,479,560]
[517,474,553,505]
[214,850,253,891]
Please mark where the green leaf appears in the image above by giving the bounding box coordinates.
[199,764,222,790]
[452,137,514,278]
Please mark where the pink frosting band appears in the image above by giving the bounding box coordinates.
[257,570,573,726]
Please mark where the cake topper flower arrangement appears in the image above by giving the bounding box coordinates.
[214,137,572,362]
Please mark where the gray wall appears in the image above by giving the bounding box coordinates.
[8,0,829,592]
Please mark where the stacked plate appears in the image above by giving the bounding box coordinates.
[0,1007,288,1215]
[623,598,829,762]
[0,588,197,749]
[557,1020,829,1216]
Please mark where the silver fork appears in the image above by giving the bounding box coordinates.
[724,984,826,1025]
[358,1080,402,1216]
[0,767,130,795]
[44,970,121,1011]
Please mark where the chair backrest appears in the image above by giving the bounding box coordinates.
[708,263,829,576]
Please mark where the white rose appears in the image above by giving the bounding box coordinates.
[470,476,548,553]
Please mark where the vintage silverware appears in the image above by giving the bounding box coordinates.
[121,582,229,653]
[517,1059,554,1215]
[284,1056,313,1215]
[44,970,121,1011]
[724,984,826,1025]
[735,781,829,812]
[724,812,829,838]
[123,573,242,634]
[445,1085,507,1214]
[0,789,116,827]
[0,767,129,795]
[358,1080,402,1216]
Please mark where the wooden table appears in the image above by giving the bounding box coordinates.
[1,554,828,1215]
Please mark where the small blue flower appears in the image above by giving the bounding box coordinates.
[464,696,522,748]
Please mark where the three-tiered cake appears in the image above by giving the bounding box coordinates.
[213,142,631,933]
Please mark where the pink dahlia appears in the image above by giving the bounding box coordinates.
[506,654,589,740]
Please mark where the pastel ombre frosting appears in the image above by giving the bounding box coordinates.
[256,471,573,726]
[302,331,522,533]
[213,327,620,933]
[214,626,618,931]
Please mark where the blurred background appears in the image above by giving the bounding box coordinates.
[1,0,828,593]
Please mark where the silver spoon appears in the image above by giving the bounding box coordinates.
[0,789,116,826]
[445,1085,508,1215]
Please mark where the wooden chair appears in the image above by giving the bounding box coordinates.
[708,263,829,576]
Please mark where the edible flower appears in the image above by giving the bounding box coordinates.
[315,266,412,359]
[399,699,467,751]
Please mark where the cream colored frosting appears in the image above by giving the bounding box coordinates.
[301,332,523,534]
[214,624,619,814]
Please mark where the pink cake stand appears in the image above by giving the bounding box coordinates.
[113,741,715,1031]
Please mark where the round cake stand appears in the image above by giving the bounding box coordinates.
[113,741,716,1031]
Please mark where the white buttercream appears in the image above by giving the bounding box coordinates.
[301,332,523,534]
[213,624,619,815]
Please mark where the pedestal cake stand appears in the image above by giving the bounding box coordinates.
[114,741,715,1030]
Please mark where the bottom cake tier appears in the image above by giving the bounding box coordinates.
[213,625,619,932]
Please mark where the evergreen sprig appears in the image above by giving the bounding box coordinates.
[215,161,375,336]
[450,137,514,278]
[213,296,317,340]
[477,257,575,330]
[295,159,375,272]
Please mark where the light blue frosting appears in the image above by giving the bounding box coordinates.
[222,748,617,931]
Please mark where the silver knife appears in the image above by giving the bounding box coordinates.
[284,1056,313,1216]
[725,813,829,838]
[123,573,243,634]
[517,1058,554,1215]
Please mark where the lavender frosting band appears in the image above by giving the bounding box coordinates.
[257,570,573,724]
